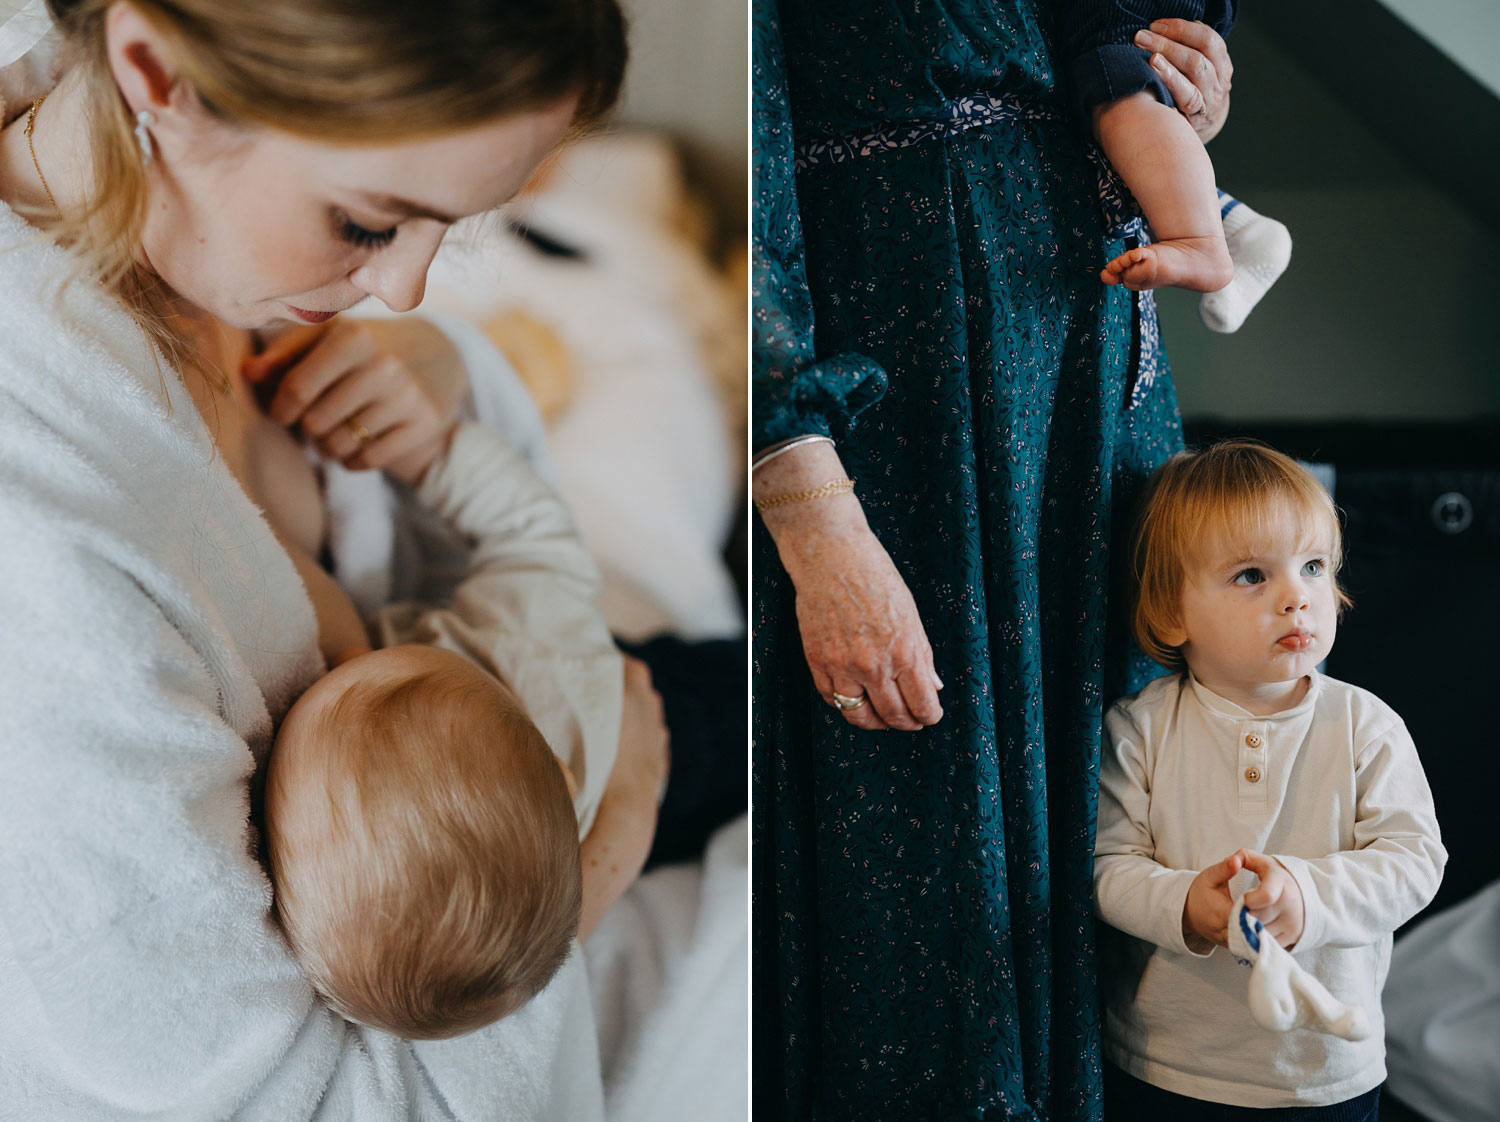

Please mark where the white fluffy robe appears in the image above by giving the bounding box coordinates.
[0,202,604,1121]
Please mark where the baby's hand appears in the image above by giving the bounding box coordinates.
[1240,850,1306,949]
[1182,849,1246,949]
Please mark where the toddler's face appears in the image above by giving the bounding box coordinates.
[1166,508,1337,696]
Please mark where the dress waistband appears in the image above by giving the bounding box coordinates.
[794,93,1063,172]
[793,90,1162,410]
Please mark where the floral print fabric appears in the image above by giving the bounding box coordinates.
[752,2,1182,1119]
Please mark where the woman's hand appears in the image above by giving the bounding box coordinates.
[577,656,669,941]
[242,316,468,486]
[614,655,671,804]
[1133,19,1234,142]
[756,441,943,732]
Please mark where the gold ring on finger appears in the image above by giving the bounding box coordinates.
[831,691,867,711]
[345,417,375,447]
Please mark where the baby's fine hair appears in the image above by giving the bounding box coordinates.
[1129,440,1352,670]
[266,661,581,1039]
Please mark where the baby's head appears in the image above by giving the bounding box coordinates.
[1130,441,1353,686]
[265,644,580,1039]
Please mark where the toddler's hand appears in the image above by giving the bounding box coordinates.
[1240,850,1306,949]
[1182,850,1246,948]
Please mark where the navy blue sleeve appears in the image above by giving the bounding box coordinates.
[1055,0,1236,123]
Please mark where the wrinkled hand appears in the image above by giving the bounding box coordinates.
[781,524,943,732]
[1134,18,1234,142]
[242,316,468,486]
[1240,849,1306,949]
[1183,849,1245,948]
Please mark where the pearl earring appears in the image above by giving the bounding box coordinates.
[134,109,155,165]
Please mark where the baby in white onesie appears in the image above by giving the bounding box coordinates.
[263,419,625,1040]
[1094,440,1446,1116]
[212,322,650,1040]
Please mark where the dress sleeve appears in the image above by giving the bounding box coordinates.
[1052,0,1238,123]
[1093,703,1213,958]
[375,422,623,837]
[1274,719,1447,953]
[751,0,888,453]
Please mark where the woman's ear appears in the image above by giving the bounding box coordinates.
[104,2,181,118]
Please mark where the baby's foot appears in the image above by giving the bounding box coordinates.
[1100,235,1234,293]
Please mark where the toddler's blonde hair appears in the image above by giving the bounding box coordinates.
[265,660,581,1039]
[1129,440,1353,670]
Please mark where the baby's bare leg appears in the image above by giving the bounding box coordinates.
[1094,92,1233,293]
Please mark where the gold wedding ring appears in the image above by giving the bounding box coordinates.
[831,691,867,711]
[345,417,375,447]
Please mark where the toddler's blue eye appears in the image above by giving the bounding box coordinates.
[1232,568,1264,586]
[337,214,398,250]
[1303,559,1325,577]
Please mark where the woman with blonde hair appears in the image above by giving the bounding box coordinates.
[0,0,631,1117]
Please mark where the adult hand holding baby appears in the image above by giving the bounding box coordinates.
[1134,19,1234,142]
[242,317,465,484]
[577,656,671,940]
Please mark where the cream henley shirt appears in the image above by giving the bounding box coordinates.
[1094,671,1446,1108]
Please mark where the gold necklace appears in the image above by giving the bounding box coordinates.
[24,95,61,215]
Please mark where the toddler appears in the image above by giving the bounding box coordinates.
[1062,4,1292,332]
[1095,441,1446,1116]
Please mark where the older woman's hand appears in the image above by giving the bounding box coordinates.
[757,441,943,732]
[1133,18,1234,142]
[242,316,468,485]
[784,525,942,732]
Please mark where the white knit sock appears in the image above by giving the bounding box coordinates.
[1199,194,1292,334]
[1227,898,1370,1041]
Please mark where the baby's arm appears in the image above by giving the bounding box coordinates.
[378,422,624,834]
[1265,720,1446,952]
[1094,91,1233,292]
[1094,705,1219,956]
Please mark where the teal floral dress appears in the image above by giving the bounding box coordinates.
[752,2,1181,1119]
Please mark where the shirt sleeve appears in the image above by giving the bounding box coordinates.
[751,0,888,453]
[1093,703,1214,958]
[1053,0,1238,122]
[375,422,623,837]
[1275,718,1447,952]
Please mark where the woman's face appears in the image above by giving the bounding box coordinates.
[141,97,576,329]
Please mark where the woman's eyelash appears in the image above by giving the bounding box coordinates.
[337,215,398,250]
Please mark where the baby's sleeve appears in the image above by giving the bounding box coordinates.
[1275,717,1447,952]
[375,422,622,836]
[1055,0,1237,123]
[1093,702,1212,958]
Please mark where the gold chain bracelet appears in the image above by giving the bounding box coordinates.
[754,477,855,511]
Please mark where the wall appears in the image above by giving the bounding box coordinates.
[615,0,747,226]
[1156,13,1500,423]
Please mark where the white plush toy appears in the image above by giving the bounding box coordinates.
[1227,896,1370,1041]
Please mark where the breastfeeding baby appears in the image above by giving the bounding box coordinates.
[219,320,660,1040]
